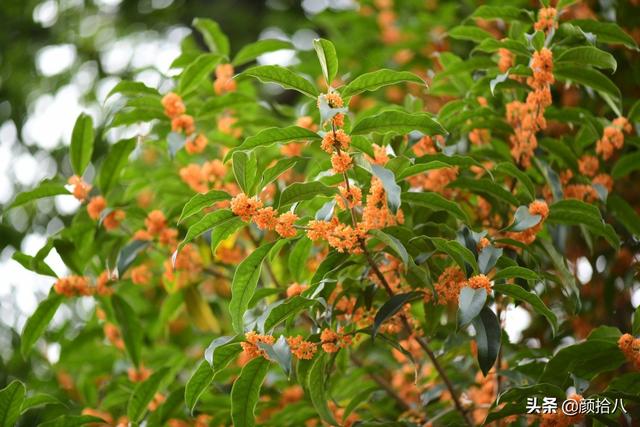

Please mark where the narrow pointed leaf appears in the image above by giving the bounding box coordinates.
[69,113,94,176]
[231,357,270,427]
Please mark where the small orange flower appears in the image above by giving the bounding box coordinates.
[213,64,237,95]
[171,114,195,135]
[103,209,125,231]
[131,265,152,285]
[241,331,275,360]
[497,48,513,73]
[68,175,91,202]
[331,151,353,173]
[337,184,362,209]
[534,7,557,33]
[253,207,278,230]
[286,282,308,297]
[321,130,351,153]
[320,327,351,353]
[185,133,208,154]
[87,196,107,220]
[578,155,599,177]
[276,212,298,238]
[53,275,92,297]
[145,210,167,235]
[161,92,185,118]
[128,365,152,383]
[287,335,318,360]
[230,193,263,221]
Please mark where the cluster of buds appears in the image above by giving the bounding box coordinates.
[619,333,640,369]
[185,133,208,155]
[179,159,227,193]
[133,210,178,247]
[87,196,126,231]
[425,267,492,304]
[67,175,91,202]
[508,46,554,168]
[287,335,318,360]
[53,273,114,297]
[506,200,549,245]
[534,7,558,33]
[320,327,352,353]
[498,48,514,73]
[596,117,632,160]
[230,193,298,238]
[213,63,236,95]
[161,92,195,136]
[241,331,276,360]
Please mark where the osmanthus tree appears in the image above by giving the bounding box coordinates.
[2,1,640,426]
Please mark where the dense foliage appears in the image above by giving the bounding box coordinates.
[3,1,640,426]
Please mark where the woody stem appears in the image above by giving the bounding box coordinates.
[350,354,412,412]
[362,244,473,426]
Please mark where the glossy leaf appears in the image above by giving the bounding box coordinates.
[127,367,170,423]
[341,69,423,97]
[494,284,558,336]
[192,18,230,55]
[231,357,270,427]
[458,287,487,327]
[0,381,25,427]
[472,306,502,376]
[111,295,143,367]
[313,38,339,85]
[239,65,319,98]
[69,113,94,176]
[233,39,293,66]
[352,111,446,136]
[178,190,231,223]
[20,293,63,358]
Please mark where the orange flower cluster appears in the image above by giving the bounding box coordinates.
[147,392,165,412]
[321,130,351,152]
[287,335,318,359]
[540,394,585,427]
[408,166,459,194]
[307,217,365,253]
[218,115,242,138]
[508,48,554,168]
[185,133,208,155]
[241,331,275,360]
[320,92,346,127]
[127,364,152,382]
[596,117,632,160]
[337,184,363,209]
[163,244,202,290]
[286,282,308,297]
[411,135,440,157]
[618,333,640,369]
[130,264,152,285]
[230,193,298,238]
[134,210,178,247]
[331,151,353,173]
[498,48,514,73]
[362,177,404,230]
[578,154,599,177]
[320,327,352,353]
[68,175,91,201]
[426,268,492,304]
[103,323,124,350]
[213,63,236,95]
[179,160,227,193]
[376,0,401,44]
[469,128,490,145]
[87,196,126,230]
[53,275,92,297]
[534,7,558,33]
[162,92,195,136]
[506,200,549,245]
[368,143,389,165]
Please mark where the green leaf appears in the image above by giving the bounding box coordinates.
[259,158,299,192]
[230,242,276,333]
[308,354,339,426]
[504,205,541,232]
[106,80,160,99]
[178,209,236,251]
[179,53,222,96]
[449,25,495,43]
[556,46,617,72]
[369,164,402,214]
[178,190,231,223]
[607,195,640,237]
[351,111,446,136]
[233,151,258,195]
[97,138,136,194]
[313,38,339,85]
[340,69,424,97]
[20,293,63,358]
[0,381,25,427]
[38,415,105,427]
[395,161,451,180]
[493,266,539,282]
[343,386,379,421]
[233,39,293,66]
[472,306,502,376]
[547,199,620,248]
[20,393,61,414]
[116,240,149,276]
[458,287,487,327]
[278,181,337,207]
[288,237,312,282]
[69,113,94,176]
[207,341,242,370]
[12,252,57,278]
[494,163,535,202]
[450,177,519,206]
[494,283,558,336]
[111,295,143,367]
[369,229,409,267]
[611,151,640,179]
[184,361,214,414]
[127,367,170,423]
[373,291,423,338]
[239,65,319,98]
[402,191,468,222]
[429,237,478,274]
[262,296,315,333]
[211,217,246,255]
[437,56,496,78]
[257,336,292,376]
[8,180,69,210]
[471,5,532,21]
[192,18,230,56]
[227,126,320,160]
[231,357,270,427]
[554,65,621,106]
[569,19,638,49]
